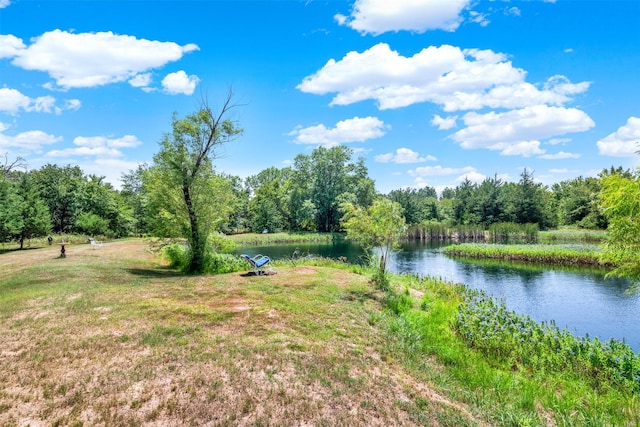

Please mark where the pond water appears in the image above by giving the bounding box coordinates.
[238,240,640,352]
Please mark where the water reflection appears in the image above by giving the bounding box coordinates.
[238,240,640,351]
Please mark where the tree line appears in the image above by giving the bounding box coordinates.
[1,147,630,245]
[1,90,637,279]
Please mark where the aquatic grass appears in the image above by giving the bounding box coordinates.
[453,290,640,394]
[380,273,639,426]
[540,228,607,244]
[488,222,539,243]
[406,222,485,241]
[444,243,607,267]
[227,232,340,245]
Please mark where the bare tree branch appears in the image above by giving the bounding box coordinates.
[1,152,27,178]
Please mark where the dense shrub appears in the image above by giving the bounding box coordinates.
[162,242,246,274]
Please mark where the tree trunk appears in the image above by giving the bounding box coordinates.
[183,185,203,273]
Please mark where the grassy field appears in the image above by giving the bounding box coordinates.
[0,239,481,426]
[1,239,637,426]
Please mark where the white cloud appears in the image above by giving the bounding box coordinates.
[469,11,490,27]
[0,34,25,58]
[0,0,10,8]
[0,87,81,114]
[46,146,123,158]
[0,126,62,151]
[506,7,521,17]
[431,114,457,130]
[0,88,30,113]
[298,43,589,111]
[161,70,199,95]
[45,134,142,158]
[500,141,545,157]
[408,164,476,177]
[547,137,571,145]
[375,148,436,164]
[538,151,581,160]
[7,30,198,90]
[596,116,640,157]
[74,135,142,149]
[451,105,594,156]
[64,99,82,111]
[335,0,472,35]
[129,73,152,88]
[455,170,486,184]
[289,116,388,146]
[91,158,144,190]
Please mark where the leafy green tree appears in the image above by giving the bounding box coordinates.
[76,212,110,236]
[247,167,291,232]
[388,187,438,225]
[249,197,283,233]
[600,171,640,292]
[551,176,606,229]
[341,198,407,289]
[32,164,83,233]
[511,168,554,229]
[288,154,316,231]
[220,173,250,234]
[77,175,130,237]
[15,173,51,248]
[121,164,150,236]
[0,179,23,245]
[469,175,506,228]
[312,146,351,232]
[149,91,242,273]
[290,146,374,232]
[452,178,476,225]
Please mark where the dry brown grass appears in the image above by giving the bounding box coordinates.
[0,239,484,426]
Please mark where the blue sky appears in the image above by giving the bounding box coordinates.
[1,0,638,193]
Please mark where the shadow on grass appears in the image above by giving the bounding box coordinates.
[0,246,46,255]
[343,289,380,304]
[127,267,185,278]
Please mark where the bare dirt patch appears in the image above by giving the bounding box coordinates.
[293,266,317,275]
[210,297,251,313]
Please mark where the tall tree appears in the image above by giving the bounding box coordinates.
[470,175,505,228]
[0,155,26,245]
[288,153,316,231]
[289,146,374,232]
[452,178,476,225]
[600,170,640,293]
[15,173,51,248]
[551,176,606,229]
[246,167,291,232]
[388,186,438,225]
[32,164,83,233]
[511,168,554,229]
[150,90,242,273]
[121,164,150,236]
[77,175,130,237]
[0,179,23,245]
